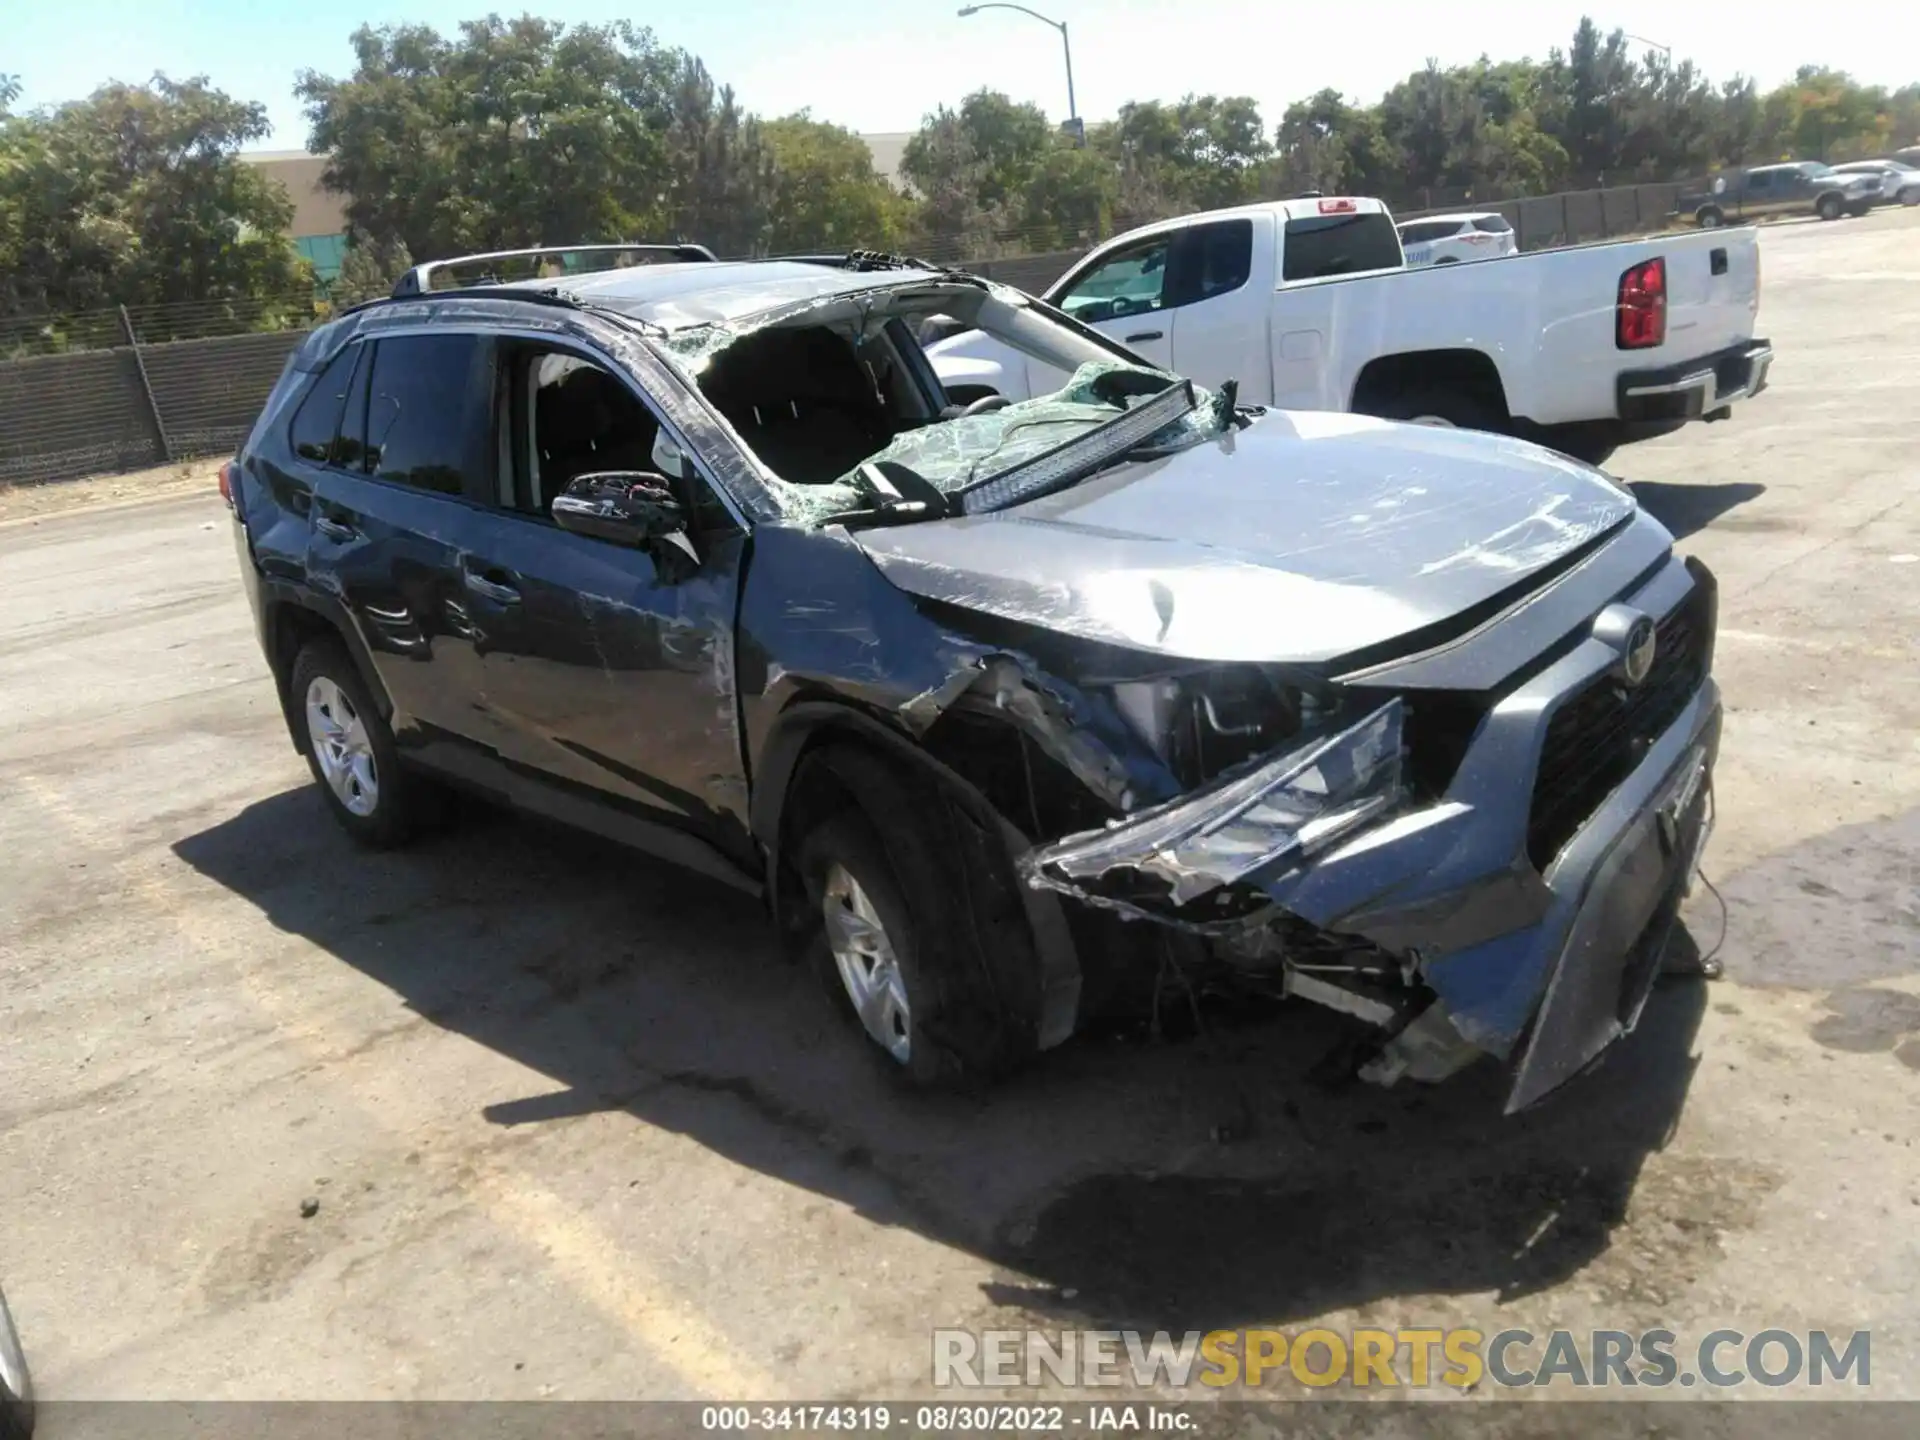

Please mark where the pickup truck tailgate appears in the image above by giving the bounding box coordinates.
[1665,228,1760,358]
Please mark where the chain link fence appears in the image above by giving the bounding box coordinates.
[1,175,1701,487]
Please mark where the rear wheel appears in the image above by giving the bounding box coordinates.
[1366,384,1505,435]
[1817,193,1843,221]
[1695,206,1724,228]
[289,639,431,848]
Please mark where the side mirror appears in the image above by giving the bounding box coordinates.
[552,472,687,549]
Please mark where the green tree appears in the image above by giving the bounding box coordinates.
[298,17,688,262]
[663,56,774,255]
[761,114,910,253]
[333,235,415,303]
[0,76,309,326]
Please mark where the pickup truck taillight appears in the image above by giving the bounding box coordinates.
[1616,257,1667,349]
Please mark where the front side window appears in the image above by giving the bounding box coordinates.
[362,334,488,495]
[499,343,737,536]
[1052,237,1173,323]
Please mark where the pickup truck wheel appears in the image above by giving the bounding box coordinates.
[795,750,1040,1086]
[1817,194,1843,221]
[1368,385,1504,435]
[1902,189,1920,207]
[289,639,429,849]
[1695,206,1724,228]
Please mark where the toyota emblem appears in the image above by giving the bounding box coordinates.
[1622,616,1658,686]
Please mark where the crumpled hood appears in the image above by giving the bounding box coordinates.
[851,409,1639,665]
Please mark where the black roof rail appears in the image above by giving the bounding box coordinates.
[390,242,718,298]
[341,284,590,319]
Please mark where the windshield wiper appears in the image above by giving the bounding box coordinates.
[818,460,955,530]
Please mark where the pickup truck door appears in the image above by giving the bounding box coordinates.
[1158,217,1269,399]
[1047,232,1179,374]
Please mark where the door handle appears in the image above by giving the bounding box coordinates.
[462,565,521,605]
[314,514,357,543]
[1124,329,1165,343]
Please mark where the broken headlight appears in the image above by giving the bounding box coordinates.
[1025,700,1408,915]
[1110,667,1337,789]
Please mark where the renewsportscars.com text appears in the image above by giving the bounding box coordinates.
[932,1327,1871,1390]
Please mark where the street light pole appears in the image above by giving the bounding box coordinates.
[957,4,1079,142]
[1623,32,1673,62]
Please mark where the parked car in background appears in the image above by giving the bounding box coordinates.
[1829,159,1920,206]
[1679,162,1880,226]
[221,243,1723,1112]
[928,196,1772,465]
[1396,212,1519,266]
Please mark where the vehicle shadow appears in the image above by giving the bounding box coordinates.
[173,787,1708,1333]
[1624,479,1766,541]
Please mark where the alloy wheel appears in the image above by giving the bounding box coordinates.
[305,676,380,817]
[822,863,912,1063]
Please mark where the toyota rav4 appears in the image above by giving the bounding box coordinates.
[221,245,1720,1111]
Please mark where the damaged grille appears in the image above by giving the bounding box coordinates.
[1526,580,1714,871]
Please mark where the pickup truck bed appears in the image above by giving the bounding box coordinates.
[929,197,1771,462]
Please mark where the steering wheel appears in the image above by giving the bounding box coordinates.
[959,394,1011,417]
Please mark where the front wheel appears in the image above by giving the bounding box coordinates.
[1902,188,1920,208]
[1817,194,1843,221]
[794,750,1041,1085]
[1696,206,1724,228]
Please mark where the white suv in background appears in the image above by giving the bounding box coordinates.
[1395,212,1519,266]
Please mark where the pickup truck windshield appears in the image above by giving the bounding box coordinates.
[1282,213,1404,281]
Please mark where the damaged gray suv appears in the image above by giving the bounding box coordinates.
[223,244,1719,1112]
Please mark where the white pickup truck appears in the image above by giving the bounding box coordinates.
[927,196,1773,463]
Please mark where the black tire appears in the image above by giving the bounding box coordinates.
[1695,206,1724,228]
[0,1288,32,1440]
[1434,255,1462,265]
[794,747,1041,1086]
[1902,189,1920,208]
[1817,193,1843,221]
[288,638,430,849]
[1363,383,1505,435]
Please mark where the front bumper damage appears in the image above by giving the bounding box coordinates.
[1019,556,1722,1113]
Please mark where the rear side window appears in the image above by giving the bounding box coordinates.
[1396,220,1464,244]
[362,334,489,496]
[1283,213,1405,281]
[288,343,363,465]
[1169,219,1253,305]
[1472,215,1513,235]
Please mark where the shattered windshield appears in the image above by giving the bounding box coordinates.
[654,279,1228,524]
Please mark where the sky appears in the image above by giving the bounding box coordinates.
[6,0,1915,147]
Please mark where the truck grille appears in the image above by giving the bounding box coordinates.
[1526,582,1714,871]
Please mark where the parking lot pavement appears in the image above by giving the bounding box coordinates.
[2,209,1918,1416]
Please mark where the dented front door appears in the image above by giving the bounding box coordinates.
[461,509,754,867]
